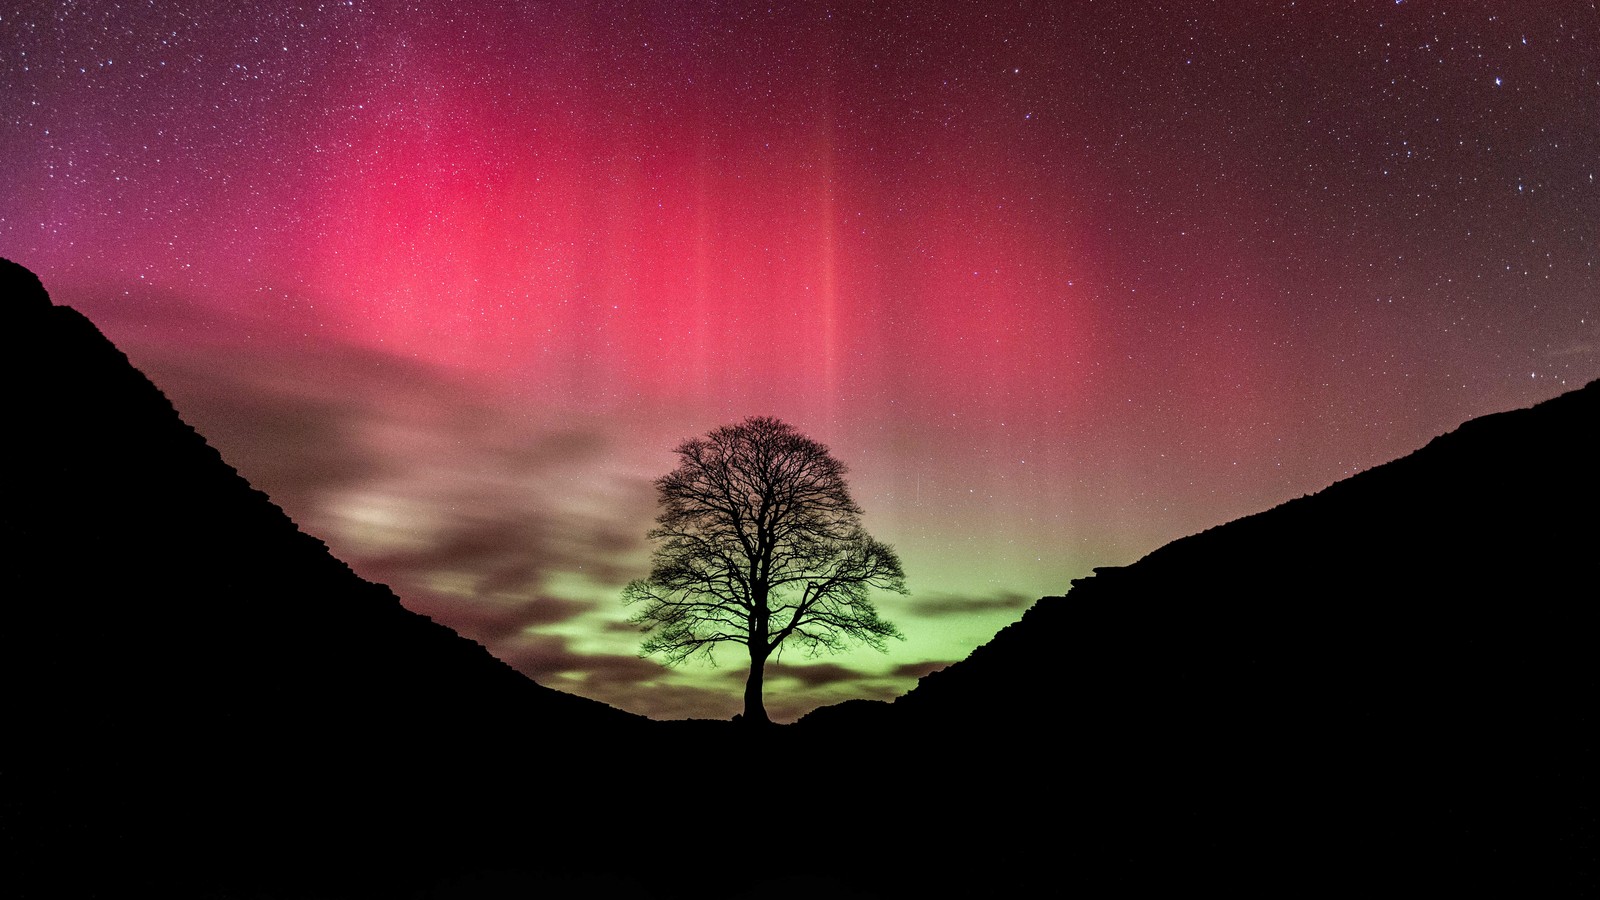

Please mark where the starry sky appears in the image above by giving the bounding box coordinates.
[4,1,1597,722]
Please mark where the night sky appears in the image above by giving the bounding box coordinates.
[4,1,1597,721]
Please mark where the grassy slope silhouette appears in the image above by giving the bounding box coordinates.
[800,373,1596,896]
[2,258,652,896]
[3,257,1592,898]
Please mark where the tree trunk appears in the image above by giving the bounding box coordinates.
[744,582,772,724]
[743,648,770,724]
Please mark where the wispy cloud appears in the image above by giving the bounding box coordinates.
[497,632,666,685]
[767,661,869,688]
[907,591,1035,617]
[892,660,953,680]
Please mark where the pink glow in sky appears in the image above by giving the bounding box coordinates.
[5,1,1597,720]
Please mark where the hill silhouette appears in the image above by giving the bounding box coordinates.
[0,258,655,895]
[3,256,1593,897]
[800,373,1597,895]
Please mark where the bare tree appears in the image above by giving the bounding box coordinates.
[623,416,906,723]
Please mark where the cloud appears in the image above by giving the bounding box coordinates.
[907,590,1035,617]
[106,316,655,570]
[406,591,593,641]
[100,297,655,571]
[497,632,665,686]
[766,661,870,688]
[891,660,953,680]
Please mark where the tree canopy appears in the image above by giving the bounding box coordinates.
[623,416,906,723]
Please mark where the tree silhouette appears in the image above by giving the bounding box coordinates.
[623,416,906,724]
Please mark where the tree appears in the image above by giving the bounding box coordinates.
[623,416,907,724]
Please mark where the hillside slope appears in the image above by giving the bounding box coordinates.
[806,377,1597,895]
[1,258,649,894]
